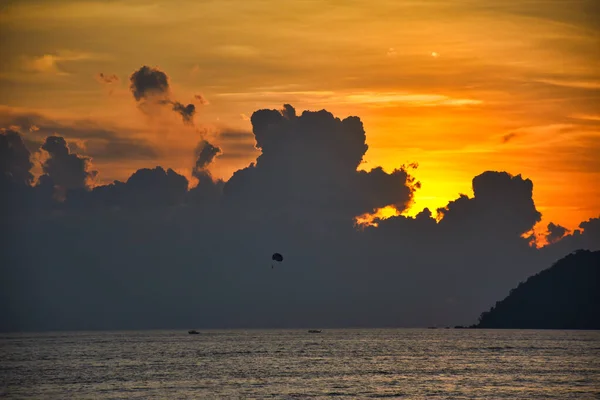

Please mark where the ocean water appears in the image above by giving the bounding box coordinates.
[1,329,599,399]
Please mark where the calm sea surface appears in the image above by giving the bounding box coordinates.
[1,329,599,399]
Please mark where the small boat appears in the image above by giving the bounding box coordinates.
[188,330,200,334]
[308,329,322,333]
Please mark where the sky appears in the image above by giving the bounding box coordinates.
[1,0,599,231]
[1,0,599,331]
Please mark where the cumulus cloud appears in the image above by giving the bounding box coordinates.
[545,222,569,244]
[65,166,189,211]
[0,129,34,185]
[122,166,188,207]
[1,103,598,332]
[193,140,221,174]
[129,65,169,101]
[0,131,53,220]
[129,65,197,125]
[579,217,600,238]
[40,136,97,191]
[437,171,542,238]
[576,217,600,249]
[223,104,417,221]
[186,140,224,204]
[536,216,600,268]
[171,102,196,125]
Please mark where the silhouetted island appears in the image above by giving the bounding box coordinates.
[475,249,599,330]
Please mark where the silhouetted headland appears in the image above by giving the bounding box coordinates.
[475,250,599,330]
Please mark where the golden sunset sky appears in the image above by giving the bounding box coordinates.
[1,0,598,233]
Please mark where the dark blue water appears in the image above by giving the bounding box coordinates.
[1,329,599,399]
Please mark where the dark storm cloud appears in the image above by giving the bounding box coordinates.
[187,140,224,205]
[1,104,599,333]
[0,130,46,226]
[223,104,417,219]
[41,136,96,190]
[65,166,189,211]
[120,166,188,207]
[129,65,169,101]
[358,170,548,324]
[193,140,221,173]
[437,171,542,238]
[537,216,600,268]
[129,65,198,125]
[280,103,296,119]
[577,217,600,248]
[172,101,196,125]
[546,222,569,244]
[579,217,600,237]
[0,129,34,185]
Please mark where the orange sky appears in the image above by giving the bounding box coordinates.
[0,0,598,233]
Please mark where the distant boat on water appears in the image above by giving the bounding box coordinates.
[308,329,322,333]
[188,330,200,334]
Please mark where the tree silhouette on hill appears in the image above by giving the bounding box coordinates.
[476,250,600,329]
